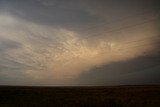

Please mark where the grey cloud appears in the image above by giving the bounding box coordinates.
[0,0,159,36]
[75,55,160,86]
[0,0,160,86]
[0,38,21,52]
[1,0,97,31]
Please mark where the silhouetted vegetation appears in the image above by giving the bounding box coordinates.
[0,85,160,107]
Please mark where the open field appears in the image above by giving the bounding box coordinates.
[0,85,160,107]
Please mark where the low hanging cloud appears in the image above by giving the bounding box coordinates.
[0,0,159,85]
[0,13,157,85]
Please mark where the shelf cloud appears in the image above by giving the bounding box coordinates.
[0,0,160,85]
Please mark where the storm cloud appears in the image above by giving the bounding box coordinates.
[0,0,160,86]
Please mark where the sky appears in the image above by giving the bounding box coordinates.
[0,0,160,86]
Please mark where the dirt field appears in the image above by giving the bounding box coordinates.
[0,85,160,107]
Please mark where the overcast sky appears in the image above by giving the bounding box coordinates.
[0,0,160,86]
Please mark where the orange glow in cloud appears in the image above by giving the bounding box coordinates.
[0,13,158,85]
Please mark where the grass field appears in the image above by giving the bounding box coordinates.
[0,85,160,107]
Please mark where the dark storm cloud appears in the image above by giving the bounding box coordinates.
[0,0,160,86]
[75,55,160,86]
[0,0,97,31]
[1,0,159,34]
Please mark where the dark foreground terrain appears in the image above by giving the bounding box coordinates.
[0,85,160,107]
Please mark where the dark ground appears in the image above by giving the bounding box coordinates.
[0,85,160,107]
